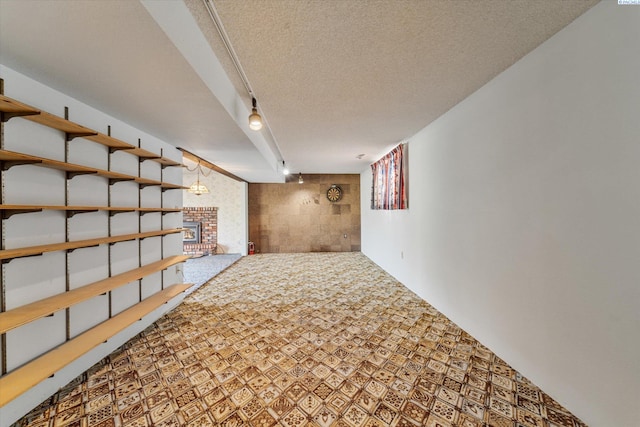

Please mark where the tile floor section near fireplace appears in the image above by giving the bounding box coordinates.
[13,253,587,427]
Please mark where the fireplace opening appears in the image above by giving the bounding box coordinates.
[183,221,201,244]
[183,207,217,256]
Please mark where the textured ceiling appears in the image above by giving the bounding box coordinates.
[198,0,599,173]
[0,0,598,182]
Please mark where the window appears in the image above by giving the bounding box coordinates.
[371,143,408,210]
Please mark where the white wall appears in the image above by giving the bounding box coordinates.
[362,2,639,426]
[0,65,186,426]
[183,158,248,255]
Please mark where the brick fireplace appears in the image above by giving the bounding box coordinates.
[183,207,217,256]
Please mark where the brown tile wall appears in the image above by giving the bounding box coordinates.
[248,174,361,253]
[183,207,217,256]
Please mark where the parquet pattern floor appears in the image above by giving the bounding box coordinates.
[14,252,587,427]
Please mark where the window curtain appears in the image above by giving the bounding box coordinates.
[371,143,408,210]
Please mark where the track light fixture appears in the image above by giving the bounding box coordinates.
[205,0,286,177]
[248,97,263,131]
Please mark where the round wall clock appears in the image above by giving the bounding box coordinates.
[326,185,343,202]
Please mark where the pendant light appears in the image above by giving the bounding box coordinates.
[298,173,304,184]
[248,97,262,131]
[187,161,210,196]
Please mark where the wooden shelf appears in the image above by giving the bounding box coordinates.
[0,205,180,219]
[0,96,40,121]
[0,228,183,261]
[0,90,188,413]
[25,111,97,139]
[0,149,131,180]
[138,207,181,214]
[0,95,182,167]
[0,255,190,334]
[0,150,187,189]
[85,135,181,166]
[149,156,182,167]
[82,133,132,150]
[0,282,193,408]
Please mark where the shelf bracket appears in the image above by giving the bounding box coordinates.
[66,171,98,180]
[66,132,97,142]
[139,156,161,163]
[2,208,43,219]
[109,238,136,245]
[1,160,43,171]
[0,111,40,123]
[139,183,162,189]
[160,187,181,193]
[109,147,132,154]
[66,209,99,218]
[108,210,135,217]
[1,253,44,264]
[67,244,100,253]
[108,178,135,185]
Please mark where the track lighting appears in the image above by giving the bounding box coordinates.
[248,97,262,131]
[298,173,304,184]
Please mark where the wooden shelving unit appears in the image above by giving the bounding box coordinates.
[0,283,193,407]
[0,228,183,262]
[0,149,187,190]
[0,94,182,167]
[0,88,189,410]
[0,255,190,334]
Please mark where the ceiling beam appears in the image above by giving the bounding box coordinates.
[140,0,283,179]
[179,148,246,183]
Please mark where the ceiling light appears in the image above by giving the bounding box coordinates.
[205,0,286,178]
[298,173,304,184]
[282,161,289,175]
[186,161,211,196]
[188,181,209,196]
[248,97,262,131]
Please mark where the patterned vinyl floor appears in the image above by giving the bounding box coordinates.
[14,253,587,427]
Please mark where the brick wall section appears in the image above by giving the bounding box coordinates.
[183,207,217,256]
[248,174,361,253]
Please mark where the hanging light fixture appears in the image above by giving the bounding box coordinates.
[282,160,289,175]
[248,97,263,131]
[205,0,286,181]
[186,161,211,196]
[298,173,304,184]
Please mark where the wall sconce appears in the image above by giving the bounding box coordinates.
[248,97,263,131]
[298,173,304,184]
[186,161,211,196]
